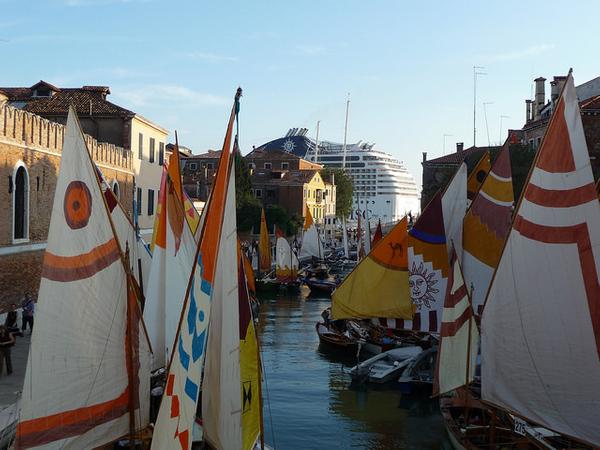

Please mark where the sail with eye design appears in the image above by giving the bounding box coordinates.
[16,107,151,449]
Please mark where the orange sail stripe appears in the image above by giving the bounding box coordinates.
[199,102,235,284]
[17,390,129,448]
[536,100,576,173]
[525,182,597,208]
[42,238,120,282]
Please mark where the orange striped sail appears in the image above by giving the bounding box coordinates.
[152,89,239,450]
[16,107,151,449]
[462,141,513,314]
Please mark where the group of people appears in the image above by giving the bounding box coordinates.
[0,294,35,377]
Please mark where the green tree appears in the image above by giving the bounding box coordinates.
[235,151,262,232]
[321,167,353,218]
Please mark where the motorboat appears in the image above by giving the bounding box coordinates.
[349,346,422,384]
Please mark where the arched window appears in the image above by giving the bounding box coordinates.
[13,161,29,242]
[112,180,120,200]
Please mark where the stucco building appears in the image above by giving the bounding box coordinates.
[0,100,134,306]
[0,81,169,233]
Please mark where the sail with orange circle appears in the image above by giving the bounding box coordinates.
[16,107,152,449]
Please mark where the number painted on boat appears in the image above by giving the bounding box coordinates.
[514,417,527,436]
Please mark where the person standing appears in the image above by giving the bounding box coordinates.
[22,294,35,333]
[0,326,14,375]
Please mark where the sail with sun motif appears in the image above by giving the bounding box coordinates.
[16,107,151,449]
[404,164,466,333]
[482,72,600,447]
[332,216,414,320]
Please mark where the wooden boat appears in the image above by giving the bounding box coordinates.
[315,322,359,353]
[349,346,422,384]
[303,275,339,296]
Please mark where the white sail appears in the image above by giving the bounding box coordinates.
[144,152,203,371]
[482,73,600,447]
[342,218,349,259]
[276,236,299,282]
[435,248,479,396]
[299,208,324,260]
[441,163,467,260]
[151,92,239,450]
[202,165,243,449]
[17,107,151,449]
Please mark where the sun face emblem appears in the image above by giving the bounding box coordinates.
[409,261,439,310]
[282,139,295,153]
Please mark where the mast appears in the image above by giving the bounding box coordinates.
[342,93,350,170]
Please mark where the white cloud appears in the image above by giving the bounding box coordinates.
[296,44,326,56]
[180,51,239,63]
[113,84,229,108]
[485,44,555,62]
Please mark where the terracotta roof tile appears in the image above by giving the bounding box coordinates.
[581,95,600,111]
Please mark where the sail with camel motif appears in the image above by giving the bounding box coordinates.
[332,216,414,319]
[275,227,299,283]
[151,90,239,450]
[299,207,324,260]
[462,142,513,314]
[482,73,600,447]
[258,208,271,273]
[16,107,151,449]
[403,163,466,332]
[466,151,491,206]
[434,247,479,396]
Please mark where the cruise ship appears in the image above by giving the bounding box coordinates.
[256,128,420,224]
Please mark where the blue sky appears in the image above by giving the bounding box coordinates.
[1,0,599,186]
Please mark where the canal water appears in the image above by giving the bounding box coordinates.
[256,287,450,450]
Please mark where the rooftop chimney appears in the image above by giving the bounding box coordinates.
[526,99,533,123]
[456,142,464,153]
[534,77,546,120]
[422,151,427,162]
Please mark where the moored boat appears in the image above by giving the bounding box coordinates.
[349,346,422,384]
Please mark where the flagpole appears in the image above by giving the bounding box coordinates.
[342,93,350,170]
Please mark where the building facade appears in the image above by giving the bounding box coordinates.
[0,81,169,233]
[0,101,134,306]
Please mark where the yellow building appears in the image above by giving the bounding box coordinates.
[130,115,169,232]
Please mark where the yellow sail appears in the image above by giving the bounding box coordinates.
[259,208,271,273]
[332,216,414,319]
[466,151,491,203]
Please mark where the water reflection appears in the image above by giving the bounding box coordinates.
[257,288,449,449]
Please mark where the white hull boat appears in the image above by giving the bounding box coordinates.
[349,346,422,384]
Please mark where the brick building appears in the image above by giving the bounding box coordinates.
[0,81,169,232]
[513,74,600,179]
[181,149,221,201]
[0,101,134,307]
[420,143,500,209]
[245,147,322,172]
